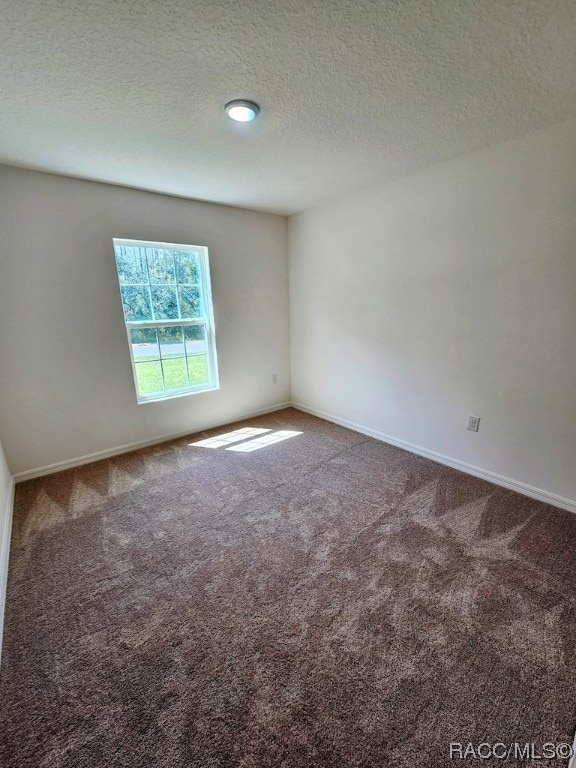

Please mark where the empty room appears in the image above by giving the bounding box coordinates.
[1,1,576,766]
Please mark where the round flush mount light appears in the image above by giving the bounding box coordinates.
[225,99,260,122]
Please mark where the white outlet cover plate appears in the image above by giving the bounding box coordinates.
[467,416,480,432]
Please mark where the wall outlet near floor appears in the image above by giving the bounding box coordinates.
[467,415,481,432]
[271,373,278,385]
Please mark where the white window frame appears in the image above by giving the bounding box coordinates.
[113,238,219,404]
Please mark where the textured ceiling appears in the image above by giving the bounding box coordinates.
[1,0,576,214]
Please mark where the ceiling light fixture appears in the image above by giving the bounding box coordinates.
[225,99,260,122]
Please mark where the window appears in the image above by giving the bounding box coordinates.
[113,238,219,403]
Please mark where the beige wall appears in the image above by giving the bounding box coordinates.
[289,117,576,505]
[0,167,290,475]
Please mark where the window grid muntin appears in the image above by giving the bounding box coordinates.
[129,323,209,394]
[114,238,218,403]
[117,244,204,323]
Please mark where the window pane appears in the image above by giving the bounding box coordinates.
[175,250,200,284]
[151,285,179,320]
[158,326,184,359]
[116,246,147,284]
[135,361,164,396]
[188,355,209,386]
[178,286,202,319]
[113,239,218,402]
[121,285,152,321]
[146,248,175,284]
[184,324,207,355]
[131,328,160,361]
[162,357,188,391]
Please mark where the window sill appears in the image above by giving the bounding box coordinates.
[137,384,219,405]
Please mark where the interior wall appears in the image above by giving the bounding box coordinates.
[0,439,11,530]
[0,166,290,475]
[289,117,576,505]
[0,435,14,661]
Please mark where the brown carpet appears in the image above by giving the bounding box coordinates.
[1,408,575,767]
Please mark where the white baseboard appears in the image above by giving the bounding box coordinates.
[293,403,576,515]
[0,476,15,666]
[13,398,576,515]
[13,402,292,483]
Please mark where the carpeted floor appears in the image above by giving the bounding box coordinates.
[1,408,575,767]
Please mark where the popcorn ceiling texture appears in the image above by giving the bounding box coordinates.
[1,0,576,213]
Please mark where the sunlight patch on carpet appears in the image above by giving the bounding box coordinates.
[190,427,271,449]
[226,430,303,452]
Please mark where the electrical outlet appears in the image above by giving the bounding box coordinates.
[467,415,480,432]
[271,373,278,385]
